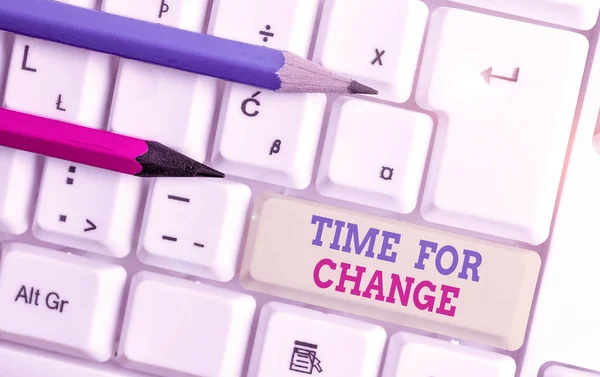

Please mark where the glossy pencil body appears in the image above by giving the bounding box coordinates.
[0,108,224,178]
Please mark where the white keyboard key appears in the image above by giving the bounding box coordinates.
[317,97,432,213]
[212,84,326,189]
[545,366,600,377]
[0,342,151,377]
[381,332,516,377]
[0,243,127,362]
[450,0,599,30]
[33,159,142,257]
[208,0,319,57]
[416,8,588,245]
[104,0,217,162]
[117,271,256,377]
[313,0,428,103]
[107,61,217,162]
[240,193,541,350]
[4,35,112,129]
[0,147,37,235]
[138,177,251,282]
[519,35,600,377]
[248,302,386,377]
[103,0,210,33]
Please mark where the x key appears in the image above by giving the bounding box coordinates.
[371,48,385,65]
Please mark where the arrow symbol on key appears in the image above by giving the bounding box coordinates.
[84,219,96,232]
[481,67,520,84]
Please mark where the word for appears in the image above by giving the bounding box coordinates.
[310,215,482,282]
[313,258,460,317]
[56,94,66,112]
[289,340,322,374]
[270,139,281,155]
[371,49,385,66]
[21,45,36,72]
[14,285,70,313]
[158,0,169,18]
[241,91,261,117]
[380,166,393,180]
[260,25,275,42]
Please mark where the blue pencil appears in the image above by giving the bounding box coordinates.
[0,0,377,95]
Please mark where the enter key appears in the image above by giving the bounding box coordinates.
[240,193,541,351]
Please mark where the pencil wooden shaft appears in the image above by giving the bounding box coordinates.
[0,0,285,90]
[0,107,149,175]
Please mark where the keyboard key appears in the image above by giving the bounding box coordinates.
[240,193,541,350]
[137,177,251,282]
[117,271,256,377]
[32,159,142,257]
[104,0,217,162]
[0,342,150,377]
[381,332,516,377]
[207,0,319,57]
[449,0,599,30]
[212,84,326,189]
[248,302,386,377]
[103,0,210,32]
[4,35,113,129]
[519,31,600,375]
[0,243,127,362]
[416,8,588,245]
[545,366,600,377]
[313,0,428,103]
[317,97,433,213]
[0,147,37,235]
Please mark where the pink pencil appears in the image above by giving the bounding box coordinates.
[0,107,224,178]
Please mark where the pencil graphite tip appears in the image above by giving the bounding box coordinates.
[349,80,378,95]
[195,165,225,178]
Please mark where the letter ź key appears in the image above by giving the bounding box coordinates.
[240,193,541,350]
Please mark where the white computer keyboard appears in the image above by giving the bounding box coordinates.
[0,0,599,376]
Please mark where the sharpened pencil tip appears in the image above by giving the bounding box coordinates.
[349,80,378,95]
[195,165,225,178]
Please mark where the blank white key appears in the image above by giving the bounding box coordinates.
[0,147,37,235]
[33,159,142,257]
[313,0,428,103]
[4,35,112,129]
[137,177,251,282]
[104,0,217,162]
[212,84,326,189]
[416,8,588,245]
[381,332,516,377]
[317,97,432,214]
[103,0,210,33]
[208,0,319,57]
[449,0,599,30]
[248,302,385,377]
[117,271,256,377]
[0,342,151,377]
[0,243,127,362]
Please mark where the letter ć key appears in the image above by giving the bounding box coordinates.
[240,194,541,350]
